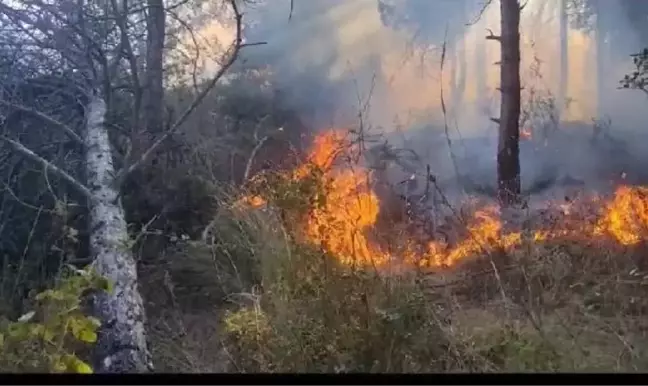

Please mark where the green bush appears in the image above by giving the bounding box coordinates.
[221,222,454,372]
[0,266,111,373]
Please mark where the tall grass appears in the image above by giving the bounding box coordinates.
[142,166,648,373]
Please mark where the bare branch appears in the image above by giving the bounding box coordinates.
[115,0,264,187]
[466,0,494,26]
[0,136,93,199]
[243,135,270,182]
[0,100,84,144]
[109,0,142,132]
[439,26,461,180]
[486,28,501,41]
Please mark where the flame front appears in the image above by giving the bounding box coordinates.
[295,131,390,266]
[596,186,648,245]
[241,130,648,270]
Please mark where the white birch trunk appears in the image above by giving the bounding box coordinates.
[84,94,153,373]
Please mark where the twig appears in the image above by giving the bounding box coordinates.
[0,136,93,200]
[115,0,265,187]
[0,100,84,144]
[131,212,163,251]
[243,135,270,182]
[439,26,462,182]
[466,0,494,26]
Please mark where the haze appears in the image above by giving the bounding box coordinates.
[192,0,648,199]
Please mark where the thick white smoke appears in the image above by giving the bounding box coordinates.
[232,0,648,196]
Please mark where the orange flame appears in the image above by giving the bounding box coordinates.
[294,131,390,266]
[239,129,648,270]
[596,185,648,245]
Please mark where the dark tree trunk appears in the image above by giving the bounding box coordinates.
[496,0,521,207]
[144,0,166,136]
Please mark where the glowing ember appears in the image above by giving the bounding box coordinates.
[244,195,267,208]
[521,127,532,140]
[239,129,648,270]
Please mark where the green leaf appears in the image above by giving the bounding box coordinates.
[68,316,98,343]
[28,324,44,338]
[74,360,93,374]
[63,355,93,374]
[50,355,67,373]
[7,323,29,338]
[42,327,55,343]
[78,329,97,344]
[35,289,66,302]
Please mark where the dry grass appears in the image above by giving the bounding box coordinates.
[142,185,648,373]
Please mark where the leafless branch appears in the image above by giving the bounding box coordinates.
[486,28,501,41]
[109,0,142,132]
[243,135,270,182]
[164,8,202,93]
[115,0,265,187]
[0,100,84,144]
[466,0,494,26]
[439,26,461,180]
[0,136,93,199]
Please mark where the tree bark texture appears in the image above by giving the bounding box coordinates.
[497,0,522,207]
[144,0,166,136]
[84,94,153,373]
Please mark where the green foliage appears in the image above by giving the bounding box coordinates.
[223,239,452,373]
[0,266,112,373]
[474,326,562,372]
[248,165,329,217]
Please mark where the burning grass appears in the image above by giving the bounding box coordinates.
[150,129,648,372]
[240,129,648,271]
[218,192,648,372]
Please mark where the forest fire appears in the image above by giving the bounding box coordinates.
[242,130,648,270]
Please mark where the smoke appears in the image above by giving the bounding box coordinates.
[236,0,648,199]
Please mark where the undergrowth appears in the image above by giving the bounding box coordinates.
[142,164,648,373]
[0,266,110,373]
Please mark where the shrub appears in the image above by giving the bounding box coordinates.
[0,266,111,373]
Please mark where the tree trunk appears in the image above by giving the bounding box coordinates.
[558,0,568,121]
[496,0,522,207]
[84,94,153,373]
[594,0,608,119]
[143,0,166,136]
